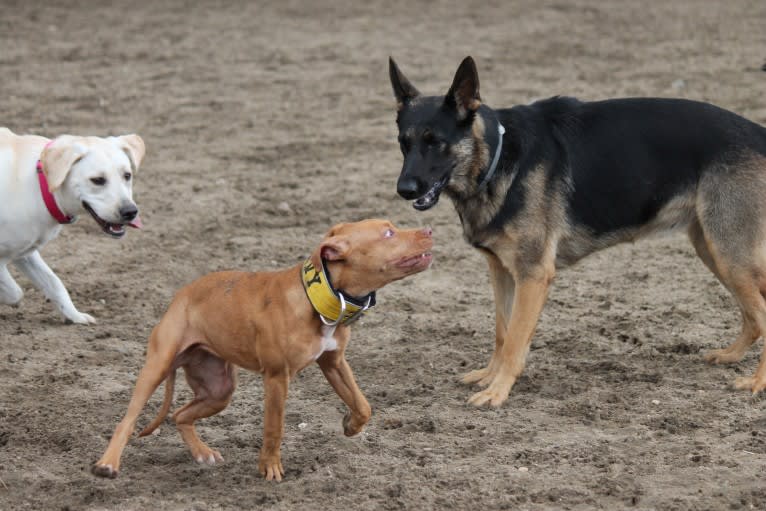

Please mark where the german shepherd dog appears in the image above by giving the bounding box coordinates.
[389,56,766,407]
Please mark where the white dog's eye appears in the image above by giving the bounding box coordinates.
[90,177,106,186]
[384,229,394,238]
[124,172,132,181]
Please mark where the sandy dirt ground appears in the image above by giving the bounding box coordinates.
[1,0,766,509]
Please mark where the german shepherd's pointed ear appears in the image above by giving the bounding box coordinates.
[389,57,420,110]
[445,56,481,122]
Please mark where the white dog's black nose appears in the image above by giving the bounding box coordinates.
[120,204,138,222]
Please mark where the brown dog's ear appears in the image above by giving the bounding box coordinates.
[445,56,481,122]
[116,134,146,172]
[41,137,88,192]
[320,236,350,261]
[389,57,420,110]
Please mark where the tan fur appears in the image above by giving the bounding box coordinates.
[92,219,433,481]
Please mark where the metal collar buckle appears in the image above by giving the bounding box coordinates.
[319,292,373,327]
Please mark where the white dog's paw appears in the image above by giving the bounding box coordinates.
[66,312,97,325]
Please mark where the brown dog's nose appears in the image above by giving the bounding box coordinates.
[421,226,433,237]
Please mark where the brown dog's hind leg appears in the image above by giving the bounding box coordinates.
[689,220,762,364]
[461,254,515,387]
[317,351,371,436]
[173,348,236,466]
[92,319,182,478]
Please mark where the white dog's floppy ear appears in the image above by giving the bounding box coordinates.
[117,134,145,172]
[41,137,88,192]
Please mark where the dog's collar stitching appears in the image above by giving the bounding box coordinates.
[36,141,76,225]
[301,257,376,326]
[477,121,505,191]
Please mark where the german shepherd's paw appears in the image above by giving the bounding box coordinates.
[467,378,515,407]
[704,348,745,365]
[460,367,492,385]
[734,375,766,395]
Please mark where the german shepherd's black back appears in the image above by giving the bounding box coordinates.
[390,56,766,406]
[506,96,766,238]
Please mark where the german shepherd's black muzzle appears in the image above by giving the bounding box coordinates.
[395,129,454,210]
[396,162,450,210]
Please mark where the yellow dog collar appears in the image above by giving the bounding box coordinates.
[301,257,375,326]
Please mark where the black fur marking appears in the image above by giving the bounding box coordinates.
[560,98,765,235]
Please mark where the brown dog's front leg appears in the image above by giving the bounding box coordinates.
[468,268,552,408]
[259,371,288,481]
[317,352,371,436]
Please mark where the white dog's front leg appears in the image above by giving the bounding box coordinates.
[0,265,24,305]
[13,251,96,324]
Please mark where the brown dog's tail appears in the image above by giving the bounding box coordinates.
[138,369,176,437]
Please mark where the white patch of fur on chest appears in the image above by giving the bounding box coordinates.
[313,325,339,360]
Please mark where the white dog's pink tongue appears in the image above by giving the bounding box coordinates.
[128,215,143,229]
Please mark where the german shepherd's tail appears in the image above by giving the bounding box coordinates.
[138,369,176,437]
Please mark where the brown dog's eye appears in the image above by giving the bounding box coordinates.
[124,172,132,181]
[90,177,106,186]
[384,229,394,239]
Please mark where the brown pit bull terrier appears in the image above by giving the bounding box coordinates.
[91,219,433,481]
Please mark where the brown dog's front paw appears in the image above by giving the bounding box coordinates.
[342,411,370,436]
[258,457,284,482]
[193,448,224,466]
[91,463,118,479]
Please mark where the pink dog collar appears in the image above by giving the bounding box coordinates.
[36,140,75,224]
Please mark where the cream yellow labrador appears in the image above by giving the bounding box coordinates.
[0,128,145,323]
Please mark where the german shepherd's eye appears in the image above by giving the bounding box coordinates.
[422,130,436,145]
[90,177,107,186]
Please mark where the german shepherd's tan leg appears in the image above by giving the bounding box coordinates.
[468,264,553,407]
[722,272,766,393]
[696,163,766,392]
[317,351,372,436]
[173,349,236,466]
[461,253,514,386]
[259,371,289,481]
[91,316,183,478]
[689,221,761,364]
